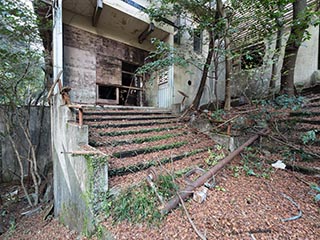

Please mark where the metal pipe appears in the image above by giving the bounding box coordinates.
[161,128,269,215]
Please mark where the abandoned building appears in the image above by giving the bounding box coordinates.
[1,0,316,234]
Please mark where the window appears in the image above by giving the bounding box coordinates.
[174,16,181,45]
[158,70,168,85]
[97,85,118,103]
[241,43,265,69]
[193,29,202,53]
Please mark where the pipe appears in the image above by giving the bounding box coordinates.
[160,128,269,215]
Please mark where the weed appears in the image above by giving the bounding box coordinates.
[301,130,318,145]
[274,95,304,110]
[215,185,226,192]
[311,184,320,203]
[104,174,179,224]
[205,145,226,166]
[235,147,273,178]
[157,174,179,200]
[99,126,179,137]
[112,141,187,158]
[211,109,225,121]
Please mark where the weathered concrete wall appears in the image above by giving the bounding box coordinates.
[173,26,226,109]
[63,24,149,104]
[51,94,108,234]
[0,106,51,183]
[234,25,319,98]
[293,25,319,85]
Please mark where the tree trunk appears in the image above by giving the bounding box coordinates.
[191,31,215,109]
[33,0,53,89]
[280,0,308,96]
[269,3,285,98]
[224,35,232,111]
[216,0,232,111]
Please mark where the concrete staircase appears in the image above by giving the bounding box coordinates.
[276,91,320,158]
[81,106,214,189]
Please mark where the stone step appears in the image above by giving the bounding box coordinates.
[290,111,320,117]
[86,119,178,129]
[111,141,188,158]
[108,148,209,177]
[82,114,177,122]
[83,109,173,116]
[280,118,320,125]
[89,131,184,147]
[95,125,181,137]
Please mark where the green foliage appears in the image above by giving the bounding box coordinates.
[205,145,225,166]
[157,174,179,200]
[272,95,304,110]
[234,147,273,179]
[211,109,225,121]
[136,38,188,75]
[215,185,226,192]
[301,130,318,145]
[103,173,179,224]
[311,184,320,203]
[0,0,45,106]
[105,184,162,224]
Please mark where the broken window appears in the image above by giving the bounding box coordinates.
[193,29,202,53]
[158,70,168,85]
[97,85,118,101]
[241,42,265,69]
[174,16,181,45]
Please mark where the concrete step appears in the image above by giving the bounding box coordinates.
[82,114,177,122]
[95,125,181,137]
[86,119,178,129]
[108,148,209,177]
[83,109,173,116]
[89,131,184,147]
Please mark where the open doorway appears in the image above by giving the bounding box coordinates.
[120,62,143,106]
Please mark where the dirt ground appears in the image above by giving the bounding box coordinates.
[1,95,320,239]
[1,157,319,240]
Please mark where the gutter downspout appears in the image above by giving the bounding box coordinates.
[52,0,63,93]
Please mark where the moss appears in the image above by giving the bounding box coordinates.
[81,154,110,236]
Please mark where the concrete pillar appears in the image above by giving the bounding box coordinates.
[53,0,63,93]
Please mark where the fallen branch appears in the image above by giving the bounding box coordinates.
[177,193,207,240]
[267,134,320,159]
[281,193,302,222]
[212,115,239,131]
[161,128,269,214]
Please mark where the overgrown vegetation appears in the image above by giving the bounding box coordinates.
[0,0,49,206]
[102,174,179,224]
[232,147,273,179]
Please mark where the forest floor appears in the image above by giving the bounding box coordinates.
[1,93,320,240]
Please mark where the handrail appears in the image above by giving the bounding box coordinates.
[68,104,84,127]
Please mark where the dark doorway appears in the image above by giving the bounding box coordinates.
[120,62,142,106]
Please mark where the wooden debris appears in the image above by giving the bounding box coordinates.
[47,70,63,102]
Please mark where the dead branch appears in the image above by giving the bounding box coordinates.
[177,193,207,240]
[18,119,40,205]
[47,70,63,102]
[212,115,239,131]
[267,134,320,159]
[155,160,207,239]
[6,123,33,206]
[281,193,302,222]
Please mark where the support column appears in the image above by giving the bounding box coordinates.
[53,0,63,93]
